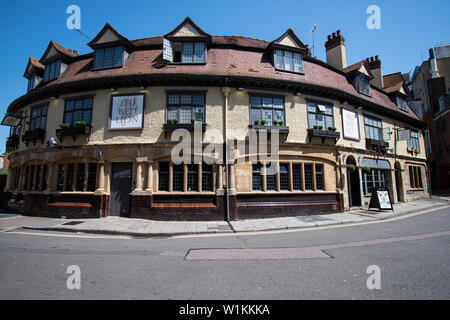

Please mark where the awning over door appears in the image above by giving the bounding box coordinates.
[361,158,391,170]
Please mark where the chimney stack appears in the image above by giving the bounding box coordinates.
[429,48,440,78]
[325,30,346,69]
[366,55,384,89]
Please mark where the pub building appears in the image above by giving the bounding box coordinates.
[2,18,429,220]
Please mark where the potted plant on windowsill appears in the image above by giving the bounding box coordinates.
[254,120,260,125]
[328,126,337,131]
[261,120,267,125]
[346,164,356,173]
[362,166,371,174]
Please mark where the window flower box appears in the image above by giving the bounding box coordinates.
[22,128,46,146]
[56,125,91,141]
[163,123,207,132]
[6,134,19,152]
[366,138,389,155]
[308,128,340,143]
[407,147,420,154]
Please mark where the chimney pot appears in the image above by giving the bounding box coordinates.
[375,55,379,60]
[327,35,331,41]
[332,32,336,38]
[337,30,341,36]
[370,57,374,62]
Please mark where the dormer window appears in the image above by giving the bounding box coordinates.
[27,75,37,92]
[93,46,125,69]
[274,50,303,73]
[170,41,206,63]
[43,60,61,82]
[353,74,371,96]
[396,96,408,111]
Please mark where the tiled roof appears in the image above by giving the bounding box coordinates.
[51,41,78,58]
[29,57,44,70]
[10,35,422,124]
[383,82,403,94]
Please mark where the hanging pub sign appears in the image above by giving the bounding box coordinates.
[397,129,411,141]
[109,94,145,130]
[342,108,360,140]
[368,187,394,212]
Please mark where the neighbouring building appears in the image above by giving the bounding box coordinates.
[410,44,450,190]
[2,18,429,220]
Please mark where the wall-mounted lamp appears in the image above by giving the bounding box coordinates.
[237,87,244,91]
[139,86,146,90]
[356,106,363,110]
[110,88,116,92]
[295,92,302,96]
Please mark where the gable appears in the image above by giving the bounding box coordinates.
[95,28,121,44]
[268,29,307,53]
[276,34,300,49]
[171,22,202,37]
[88,23,132,49]
[165,17,210,41]
[358,64,371,77]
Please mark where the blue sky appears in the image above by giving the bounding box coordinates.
[1,0,449,153]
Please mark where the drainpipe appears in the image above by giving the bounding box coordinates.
[222,87,232,221]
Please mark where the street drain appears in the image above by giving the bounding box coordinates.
[62,221,85,225]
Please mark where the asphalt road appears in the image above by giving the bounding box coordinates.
[0,206,449,300]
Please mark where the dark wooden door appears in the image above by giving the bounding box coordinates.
[109,162,132,217]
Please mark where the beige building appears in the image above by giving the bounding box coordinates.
[2,18,428,220]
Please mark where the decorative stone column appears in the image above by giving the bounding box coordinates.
[133,157,147,194]
[46,164,55,193]
[228,163,236,194]
[216,164,223,194]
[95,161,105,195]
[145,161,153,193]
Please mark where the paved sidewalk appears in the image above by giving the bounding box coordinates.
[13,196,450,237]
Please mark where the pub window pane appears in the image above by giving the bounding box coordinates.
[315,164,324,190]
[193,42,205,63]
[250,96,261,106]
[166,93,206,124]
[29,166,35,190]
[168,94,179,105]
[304,164,313,190]
[274,50,283,69]
[87,163,97,192]
[76,163,85,191]
[251,108,261,122]
[364,115,383,141]
[187,164,198,191]
[307,101,334,129]
[113,47,124,66]
[41,165,48,191]
[35,165,41,190]
[180,107,191,124]
[182,42,194,63]
[29,105,48,131]
[65,163,75,191]
[57,164,64,191]
[279,164,289,190]
[158,162,169,191]
[64,97,93,126]
[104,47,114,67]
[172,164,184,191]
[262,109,273,125]
[202,163,213,191]
[266,168,276,191]
[94,49,104,69]
[293,53,303,73]
[252,163,262,191]
[284,51,293,71]
[292,164,302,190]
